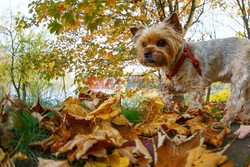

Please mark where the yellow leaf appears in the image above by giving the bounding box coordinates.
[38,158,70,167]
[112,114,131,126]
[0,148,5,161]
[85,150,130,167]
[86,96,121,120]
[166,121,190,136]
[107,0,115,6]
[62,96,89,117]
[99,121,127,146]
[185,145,229,167]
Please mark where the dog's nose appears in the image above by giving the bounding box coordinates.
[144,51,152,59]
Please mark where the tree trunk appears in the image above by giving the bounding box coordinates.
[10,55,21,98]
[22,82,27,102]
[206,86,211,103]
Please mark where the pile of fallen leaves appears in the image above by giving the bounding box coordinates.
[0,91,238,167]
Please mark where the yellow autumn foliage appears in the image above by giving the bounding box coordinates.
[210,89,230,102]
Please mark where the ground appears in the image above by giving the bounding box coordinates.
[220,123,249,166]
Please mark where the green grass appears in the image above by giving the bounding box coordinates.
[121,97,145,124]
[121,106,144,124]
[121,96,144,124]
[8,110,50,165]
[8,110,87,167]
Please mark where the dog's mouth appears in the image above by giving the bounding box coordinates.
[146,58,155,64]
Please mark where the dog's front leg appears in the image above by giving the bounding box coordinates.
[187,88,205,110]
[159,80,173,107]
[159,79,186,108]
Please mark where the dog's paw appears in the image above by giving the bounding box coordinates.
[212,122,227,129]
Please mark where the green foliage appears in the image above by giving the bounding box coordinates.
[48,20,62,34]
[10,111,49,159]
[211,106,218,114]
[211,106,223,121]
[0,15,58,100]
[70,160,86,167]
[121,106,144,124]
[121,97,144,124]
[24,0,208,86]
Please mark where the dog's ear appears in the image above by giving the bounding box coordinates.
[130,25,145,41]
[164,12,183,34]
[130,27,139,37]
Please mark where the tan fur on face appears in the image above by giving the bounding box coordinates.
[135,22,183,69]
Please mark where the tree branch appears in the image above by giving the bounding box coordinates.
[190,0,206,27]
[174,0,179,12]
[167,0,174,14]
[183,0,196,37]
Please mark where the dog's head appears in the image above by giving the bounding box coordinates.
[131,13,183,69]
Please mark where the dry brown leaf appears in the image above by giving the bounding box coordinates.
[30,116,71,152]
[81,144,108,159]
[135,113,180,136]
[78,90,110,102]
[165,121,190,136]
[0,148,5,162]
[30,97,45,113]
[155,132,203,167]
[135,120,161,136]
[186,117,208,134]
[203,127,231,147]
[111,114,131,126]
[38,158,70,167]
[0,149,27,167]
[133,139,153,165]
[99,121,127,146]
[84,149,130,167]
[185,145,228,167]
[134,98,186,136]
[7,96,30,111]
[171,135,187,145]
[62,96,89,117]
[164,98,185,113]
[78,90,110,110]
[139,98,164,116]
[112,123,141,141]
[220,160,235,167]
[56,130,113,162]
[65,113,94,136]
[118,147,137,164]
[86,96,121,120]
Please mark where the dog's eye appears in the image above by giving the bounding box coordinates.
[142,42,147,47]
[157,40,166,47]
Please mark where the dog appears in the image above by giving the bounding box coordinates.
[130,13,250,128]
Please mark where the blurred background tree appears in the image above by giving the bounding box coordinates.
[22,0,209,84]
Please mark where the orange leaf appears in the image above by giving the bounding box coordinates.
[155,132,203,167]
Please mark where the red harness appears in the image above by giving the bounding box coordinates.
[166,44,202,80]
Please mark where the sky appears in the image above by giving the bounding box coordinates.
[0,0,30,16]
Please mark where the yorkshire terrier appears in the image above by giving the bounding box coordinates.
[131,13,250,128]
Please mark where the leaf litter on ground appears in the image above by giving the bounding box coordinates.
[0,91,246,166]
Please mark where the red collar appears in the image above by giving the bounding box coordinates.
[166,44,202,80]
